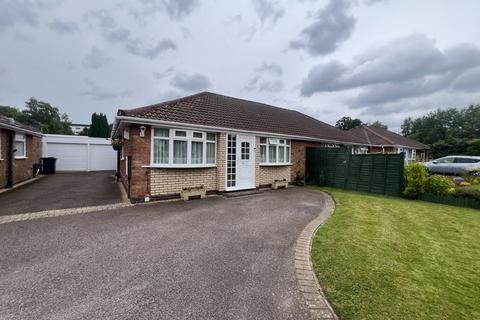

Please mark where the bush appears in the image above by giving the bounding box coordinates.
[403,163,428,199]
[459,181,471,187]
[472,178,480,185]
[425,175,456,196]
[455,187,480,201]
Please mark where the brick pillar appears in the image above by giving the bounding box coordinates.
[216,132,226,191]
[127,125,151,201]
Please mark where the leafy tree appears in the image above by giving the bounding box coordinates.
[78,127,90,136]
[467,139,480,156]
[335,116,363,130]
[368,121,388,130]
[0,98,72,134]
[89,112,110,138]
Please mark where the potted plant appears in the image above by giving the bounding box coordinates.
[111,138,125,151]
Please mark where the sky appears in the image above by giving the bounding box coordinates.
[1,0,480,132]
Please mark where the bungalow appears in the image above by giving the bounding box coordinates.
[348,125,430,161]
[111,91,365,202]
[0,116,43,188]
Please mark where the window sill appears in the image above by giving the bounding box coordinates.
[15,156,28,160]
[143,164,217,169]
[260,163,292,167]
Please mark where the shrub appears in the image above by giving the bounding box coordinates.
[455,187,480,201]
[472,178,480,185]
[459,181,471,187]
[403,163,428,198]
[425,175,456,196]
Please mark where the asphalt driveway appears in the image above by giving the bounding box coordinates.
[0,188,327,320]
[0,172,122,216]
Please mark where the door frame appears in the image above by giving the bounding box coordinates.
[225,133,256,192]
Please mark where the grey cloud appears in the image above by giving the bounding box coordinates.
[135,0,199,20]
[48,19,78,33]
[301,35,480,102]
[252,0,285,25]
[452,67,480,92]
[364,0,389,6]
[81,80,132,101]
[290,0,356,55]
[83,9,116,29]
[256,63,283,76]
[244,75,261,91]
[0,66,6,76]
[126,39,176,59]
[153,67,175,79]
[107,28,131,43]
[0,0,47,30]
[82,47,111,69]
[259,79,284,92]
[171,73,212,91]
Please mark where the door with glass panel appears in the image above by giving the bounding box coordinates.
[226,134,255,191]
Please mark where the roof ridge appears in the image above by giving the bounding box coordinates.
[363,125,395,145]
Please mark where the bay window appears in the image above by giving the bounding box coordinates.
[152,128,216,166]
[260,137,290,165]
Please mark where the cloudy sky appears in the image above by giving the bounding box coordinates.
[1,0,480,131]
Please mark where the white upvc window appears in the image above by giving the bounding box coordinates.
[151,128,216,167]
[14,133,26,158]
[412,149,416,160]
[260,137,290,165]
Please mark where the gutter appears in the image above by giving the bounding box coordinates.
[0,123,43,137]
[111,115,362,146]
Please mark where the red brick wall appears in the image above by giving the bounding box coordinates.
[119,124,151,202]
[369,146,395,153]
[0,129,42,188]
[290,140,324,182]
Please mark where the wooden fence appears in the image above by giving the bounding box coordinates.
[305,147,405,197]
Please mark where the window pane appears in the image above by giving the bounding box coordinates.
[241,142,250,160]
[279,146,285,163]
[191,141,203,164]
[154,128,169,137]
[207,142,216,164]
[15,141,25,157]
[193,132,203,138]
[286,146,290,163]
[153,139,169,164]
[260,137,267,144]
[15,133,25,141]
[175,130,187,137]
[260,145,267,163]
[173,140,187,164]
[269,145,277,163]
[207,133,216,141]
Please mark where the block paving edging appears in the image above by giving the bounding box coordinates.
[295,192,338,320]
[0,203,132,225]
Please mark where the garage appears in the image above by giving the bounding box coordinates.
[42,134,116,171]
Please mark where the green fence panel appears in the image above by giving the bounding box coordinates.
[419,194,480,210]
[306,147,405,197]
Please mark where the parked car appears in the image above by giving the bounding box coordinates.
[425,156,480,175]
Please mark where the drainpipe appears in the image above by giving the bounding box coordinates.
[6,130,14,188]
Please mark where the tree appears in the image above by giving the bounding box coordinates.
[0,98,73,134]
[78,127,89,136]
[368,121,388,130]
[335,117,363,130]
[89,112,110,138]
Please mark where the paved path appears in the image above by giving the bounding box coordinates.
[0,172,122,216]
[0,188,327,320]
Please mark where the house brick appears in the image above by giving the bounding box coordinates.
[290,140,324,182]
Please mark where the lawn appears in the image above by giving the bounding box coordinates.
[310,187,480,320]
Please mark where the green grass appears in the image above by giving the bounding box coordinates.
[310,187,480,320]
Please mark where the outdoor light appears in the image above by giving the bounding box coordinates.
[139,125,146,137]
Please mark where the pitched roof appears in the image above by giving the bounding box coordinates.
[0,115,42,136]
[348,125,429,149]
[116,92,364,144]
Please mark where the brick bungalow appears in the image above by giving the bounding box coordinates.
[0,116,43,189]
[111,92,364,202]
[349,125,430,161]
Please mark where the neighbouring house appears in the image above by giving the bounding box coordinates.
[348,125,430,161]
[111,91,365,202]
[70,123,89,135]
[0,116,43,189]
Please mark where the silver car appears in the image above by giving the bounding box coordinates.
[425,156,480,175]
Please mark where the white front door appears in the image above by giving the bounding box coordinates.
[226,134,256,191]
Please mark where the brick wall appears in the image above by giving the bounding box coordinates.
[150,168,217,195]
[290,140,324,182]
[0,129,42,188]
[216,133,226,191]
[258,165,291,187]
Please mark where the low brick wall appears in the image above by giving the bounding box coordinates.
[259,165,291,187]
[150,168,217,196]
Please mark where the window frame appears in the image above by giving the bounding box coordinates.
[14,133,26,159]
[260,136,291,166]
[150,127,217,168]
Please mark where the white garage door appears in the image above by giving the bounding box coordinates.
[47,143,89,171]
[43,135,117,172]
[90,144,117,171]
